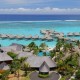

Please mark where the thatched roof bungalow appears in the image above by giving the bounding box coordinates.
[25,56,57,72]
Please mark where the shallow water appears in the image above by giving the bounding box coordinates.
[0,21,80,47]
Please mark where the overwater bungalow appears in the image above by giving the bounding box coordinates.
[40,30,47,34]
[0,34,8,39]
[63,37,70,41]
[53,31,59,34]
[58,36,64,39]
[70,38,77,42]
[32,35,39,40]
[46,36,53,41]
[25,35,32,39]
[67,32,73,36]
[59,32,64,37]
[7,34,16,39]
[40,36,47,40]
[73,32,80,36]
[15,35,25,39]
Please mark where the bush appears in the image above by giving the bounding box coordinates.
[7,52,17,59]
[38,73,49,78]
[75,70,80,79]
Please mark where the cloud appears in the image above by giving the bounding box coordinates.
[0,7,80,14]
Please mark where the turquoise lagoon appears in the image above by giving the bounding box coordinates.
[0,21,80,47]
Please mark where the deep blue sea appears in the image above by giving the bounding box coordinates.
[0,14,80,48]
[0,14,80,21]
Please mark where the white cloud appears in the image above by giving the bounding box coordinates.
[0,7,80,14]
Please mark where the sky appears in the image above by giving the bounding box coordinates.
[0,0,80,14]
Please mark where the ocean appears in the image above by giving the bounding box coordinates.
[0,14,80,21]
[0,14,80,47]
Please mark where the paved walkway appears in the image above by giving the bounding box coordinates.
[30,71,60,80]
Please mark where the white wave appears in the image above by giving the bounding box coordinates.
[0,20,80,23]
[65,20,80,22]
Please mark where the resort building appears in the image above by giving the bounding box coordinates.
[0,62,10,71]
[0,53,13,72]
[0,43,24,54]
[24,56,57,73]
[17,52,33,59]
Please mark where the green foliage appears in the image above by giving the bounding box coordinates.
[38,73,49,78]
[18,57,27,63]
[9,60,21,74]
[43,52,47,56]
[75,69,80,79]
[7,52,17,59]
[49,51,55,58]
[56,39,63,51]
[28,42,37,50]
[22,63,30,76]
[1,70,10,80]
[33,47,39,55]
[39,43,48,50]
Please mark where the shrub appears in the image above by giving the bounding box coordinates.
[38,73,49,78]
[7,52,17,59]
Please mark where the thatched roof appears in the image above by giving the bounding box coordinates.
[17,52,33,59]
[0,43,23,52]
[39,61,50,73]
[25,56,57,68]
[0,53,13,62]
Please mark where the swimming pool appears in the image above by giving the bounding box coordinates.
[0,21,80,47]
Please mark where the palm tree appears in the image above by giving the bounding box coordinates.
[56,39,62,51]
[18,57,27,64]
[23,63,30,76]
[10,60,21,80]
[39,43,48,50]
[28,42,37,50]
